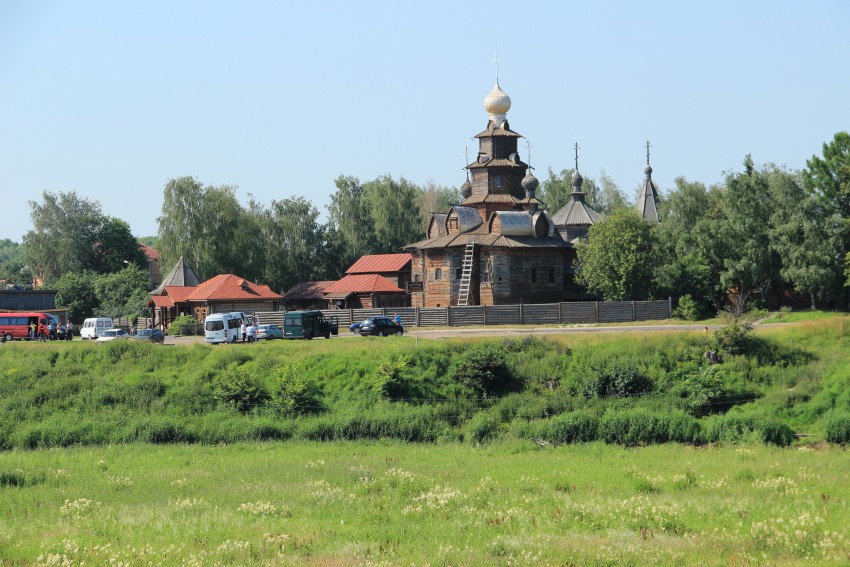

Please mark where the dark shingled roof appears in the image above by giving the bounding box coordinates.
[282,281,336,300]
[150,256,200,295]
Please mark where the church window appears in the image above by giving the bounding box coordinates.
[435,268,442,280]
[414,274,420,282]
[531,268,537,283]
[448,217,459,231]
[494,175,502,188]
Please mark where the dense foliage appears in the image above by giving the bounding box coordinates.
[1,316,847,450]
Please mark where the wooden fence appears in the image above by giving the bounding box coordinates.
[254,299,671,329]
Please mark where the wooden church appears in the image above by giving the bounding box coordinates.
[407,81,597,307]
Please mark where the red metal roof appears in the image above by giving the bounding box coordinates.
[187,274,283,302]
[149,295,174,308]
[138,243,160,261]
[163,286,197,303]
[345,253,412,274]
[282,281,336,300]
[323,274,405,295]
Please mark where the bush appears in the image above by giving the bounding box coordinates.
[171,315,200,336]
[601,409,674,446]
[823,411,850,444]
[451,344,520,397]
[540,411,600,444]
[212,370,270,413]
[582,360,653,399]
[272,365,322,417]
[464,412,505,444]
[674,294,702,321]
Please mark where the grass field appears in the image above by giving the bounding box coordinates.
[1,441,848,565]
[1,315,850,564]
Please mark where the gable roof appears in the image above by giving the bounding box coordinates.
[163,286,197,303]
[138,243,160,261]
[151,256,201,295]
[282,281,336,300]
[346,253,412,274]
[187,274,282,302]
[323,274,405,299]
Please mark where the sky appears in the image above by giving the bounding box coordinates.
[1,1,848,242]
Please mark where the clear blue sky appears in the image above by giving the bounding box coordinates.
[2,1,848,242]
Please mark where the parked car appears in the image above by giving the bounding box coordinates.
[95,329,129,342]
[130,328,165,344]
[255,324,283,340]
[358,316,404,337]
[349,320,366,334]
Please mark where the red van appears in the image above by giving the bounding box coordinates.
[0,312,55,341]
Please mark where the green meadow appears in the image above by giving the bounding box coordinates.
[1,441,849,565]
[1,314,850,564]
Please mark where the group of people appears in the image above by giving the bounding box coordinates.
[240,320,257,343]
[29,320,73,342]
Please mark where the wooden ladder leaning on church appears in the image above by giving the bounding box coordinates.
[457,240,475,306]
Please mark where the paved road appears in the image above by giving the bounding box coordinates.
[165,323,720,345]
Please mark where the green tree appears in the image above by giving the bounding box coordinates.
[654,177,727,312]
[156,177,249,281]
[24,191,142,282]
[53,271,98,319]
[257,197,327,292]
[93,264,151,318]
[717,156,781,303]
[596,170,629,214]
[804,131,850,219]
[363,175,423,253]
[0,239,32,285]
[768,166,844,308]
[803,132,850,292]
[539,168,598,214]
[576,208,658,300]
[327,175,371,270]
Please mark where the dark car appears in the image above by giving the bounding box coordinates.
[359,316,404,337]
[349,320,366,334]
[130,328,165,344]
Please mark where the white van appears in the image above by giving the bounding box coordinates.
[80,317,114,340]
[204,313,242,344]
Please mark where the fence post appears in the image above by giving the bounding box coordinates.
[519,303,524,325]
[483,305,487,325]
[668,296,673,318]
[415,306,420,327]
[595,301,599,323]
[632,300,636,321]
[558,302,562,323]
[447,306,452,327]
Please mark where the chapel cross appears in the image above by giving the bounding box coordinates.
[491,52,501,84]
[574,142,580,171]
[645,140,652,165]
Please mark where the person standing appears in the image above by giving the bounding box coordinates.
[29,321,36,340]
[48,320,56,341]
[241,321,247,343]
[66,321,73,341]
[246,322,256,343]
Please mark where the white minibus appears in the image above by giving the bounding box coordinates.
[204,313,242,344]
[80,317,114,340]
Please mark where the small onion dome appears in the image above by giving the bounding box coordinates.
[644,164,653,177]
[483,83,511,115]
[521,171,539,197]
[460,179,472,199]
[571,169,583,188]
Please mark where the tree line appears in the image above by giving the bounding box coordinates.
[575,133,850,316]
[5,131,848,319]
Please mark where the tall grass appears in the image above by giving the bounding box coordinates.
[1,316,849,449]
